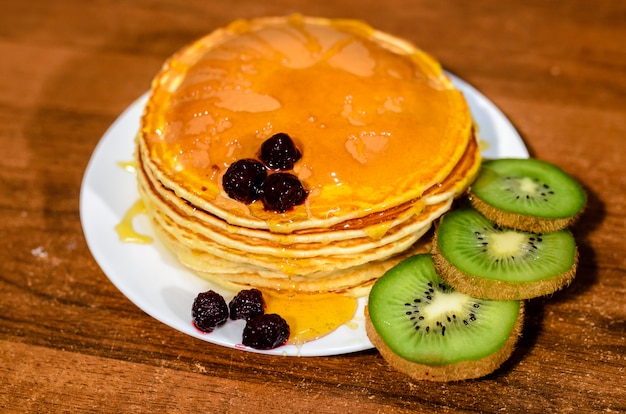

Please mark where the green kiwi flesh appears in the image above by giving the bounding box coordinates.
[366,254,522,381]
[469,158,586,232]
[433,206,578,300]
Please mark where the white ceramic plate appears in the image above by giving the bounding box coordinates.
[79,74,528,357]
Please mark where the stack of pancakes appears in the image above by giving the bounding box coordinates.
[136,15,481,296]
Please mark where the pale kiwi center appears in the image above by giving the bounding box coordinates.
[422,291,471,320]
[489,231,527,257]
[518,176,539,194]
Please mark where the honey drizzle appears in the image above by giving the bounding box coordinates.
[116,160,137,173]
[262,289,358,345]
[115,200,153,244]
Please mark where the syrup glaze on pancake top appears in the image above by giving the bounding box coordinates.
[136,15,481,295]
[140,15,475,233]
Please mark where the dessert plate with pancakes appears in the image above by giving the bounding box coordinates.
[80,15,528,356]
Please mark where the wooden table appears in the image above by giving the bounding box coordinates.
[1,1,624,412]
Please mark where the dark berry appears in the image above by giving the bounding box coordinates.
[242,314,290,350]
[222,159,267,204]
[259,133,302,170]
[229,289,266,321]
[261,173,307,212]
[191,290,229,333]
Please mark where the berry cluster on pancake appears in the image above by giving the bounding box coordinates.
[136,15,481,296]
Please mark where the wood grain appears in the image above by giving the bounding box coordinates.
[1,0,625,412]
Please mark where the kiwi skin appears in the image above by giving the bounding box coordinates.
[365,302,525,382]
[469,193,583,234]
[432,228,579,301]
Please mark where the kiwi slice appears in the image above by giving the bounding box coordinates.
[365,254,523,382]
[432,206,578,300]
[469,158,586,233]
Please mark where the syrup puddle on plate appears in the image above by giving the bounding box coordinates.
[262,289,358,346]
[114,199,153,244]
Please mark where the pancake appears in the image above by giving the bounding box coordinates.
[158,226,434,297]
[136,15,481,295]
[139,15,473,231]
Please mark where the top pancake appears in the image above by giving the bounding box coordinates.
[140,15,473,232]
